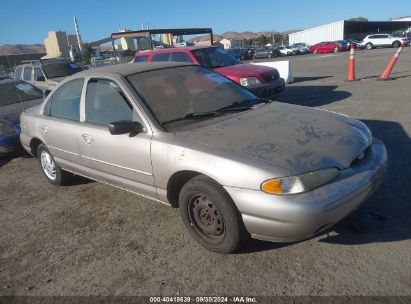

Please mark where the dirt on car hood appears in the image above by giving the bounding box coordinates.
[175,102,372,174]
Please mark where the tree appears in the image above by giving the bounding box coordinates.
[82,44,93,65]
[348,17,368,21]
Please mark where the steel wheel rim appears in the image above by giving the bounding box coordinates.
[187,194,225,243]
[40,151,56,180]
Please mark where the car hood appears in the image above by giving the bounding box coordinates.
[175,103,372,175]
[214,63,276,79]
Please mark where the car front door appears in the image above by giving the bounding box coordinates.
[41,78,84,169]
[32,67,48,91]
[79,77,155,198]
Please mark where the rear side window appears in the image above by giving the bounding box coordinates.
[23,67,32,81]
[171,52,193,63]
[14,66,23,80]
[33,68,44,80]
[135,55,148,62]
[152,53,170,62]
[48,78,84,121]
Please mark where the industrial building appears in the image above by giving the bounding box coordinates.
[289,19,411,45]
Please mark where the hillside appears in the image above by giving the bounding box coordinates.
[0,44,46,55]
[189,30,301,43]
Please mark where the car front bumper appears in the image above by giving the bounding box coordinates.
[224,138,387,242]
[248,78,286,98]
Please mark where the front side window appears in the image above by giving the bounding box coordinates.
[23,67,32,81]
[85,79,142,125]
[48,78,83,121]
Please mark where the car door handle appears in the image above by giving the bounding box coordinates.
[41,125,49,133]
[82,134,94,144]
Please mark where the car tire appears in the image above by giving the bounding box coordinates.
[37,144,72,186]
[313,49,318,54]
[366,43,373,50]
[179,175,249,254]
[333,47,339,53]
[392,41,401,48]
[267,53,272,58]
[252,54,256,60]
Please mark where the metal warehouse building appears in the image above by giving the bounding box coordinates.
[289,20,411,45]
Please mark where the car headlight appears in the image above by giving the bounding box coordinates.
[240,77,261,86]
[0,119,17,136]
[261,168,340,195]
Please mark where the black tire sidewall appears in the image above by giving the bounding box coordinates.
[179,176,248,253]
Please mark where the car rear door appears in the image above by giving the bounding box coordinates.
[40,78,84,169]
[78,77,156,197]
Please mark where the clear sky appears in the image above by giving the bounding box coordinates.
[1,0,410,45]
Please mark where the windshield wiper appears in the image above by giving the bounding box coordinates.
[161,111,217,126]
[216,99,269,112]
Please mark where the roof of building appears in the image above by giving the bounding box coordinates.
[78,62,194,77]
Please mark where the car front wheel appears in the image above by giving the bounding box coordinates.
[313,49,318,54]
[179,175,249,253]
[366,43,373,50]
[37,144,72,186]
[392,41,401,48]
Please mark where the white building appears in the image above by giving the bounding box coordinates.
[289,19,411,45]
[391,16,411,22]
[219,38,245,49]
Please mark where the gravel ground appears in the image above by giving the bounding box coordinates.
[0,47,410,297]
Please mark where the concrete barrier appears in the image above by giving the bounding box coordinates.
[251,60,294,84]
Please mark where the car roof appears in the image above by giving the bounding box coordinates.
[76,62,195,77]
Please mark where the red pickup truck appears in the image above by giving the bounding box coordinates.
[134,46,285,98]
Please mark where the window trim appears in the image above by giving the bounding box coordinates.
[44,77,85,121]
[82,76,150,131]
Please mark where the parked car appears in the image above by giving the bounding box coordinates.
[361,34,409,50]
[334,40,350,51]
[134,46,285,98]
[253,47,281,59]
[310,42,345,54]
[346,39,364,49]
[289,45,309,55]
[0,80,43,155]
[20,62,387,253]
[14,59,83,93]
[226,48,249,61]
[274,46,295,56]
[245,48,255,60]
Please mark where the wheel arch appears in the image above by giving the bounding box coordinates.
[29,138,44,157]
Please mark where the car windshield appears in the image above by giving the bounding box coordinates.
[127,65,260,128]
[192,47,239,69]
[42,63,82,79]
[0,81,43,107]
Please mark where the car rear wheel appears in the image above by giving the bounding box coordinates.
[392,41,401,48]
[37,144,72,186]
[366,43,373,50]
[179,175,249,253]
[267,53,272,58]
[333,47,339,53]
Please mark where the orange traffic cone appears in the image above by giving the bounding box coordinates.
[379,43,405,80]
[347,44,356,81]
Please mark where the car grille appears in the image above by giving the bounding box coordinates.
[262,71,279,82]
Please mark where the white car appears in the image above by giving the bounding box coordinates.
[275,46,295,56]
[361,34,409,50]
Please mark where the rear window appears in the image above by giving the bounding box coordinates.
[0,81,43,106]
[152,53,170,62]
[171,52,193,63]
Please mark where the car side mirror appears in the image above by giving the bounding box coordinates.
[35,76,45,81]
[109,120,145,136]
